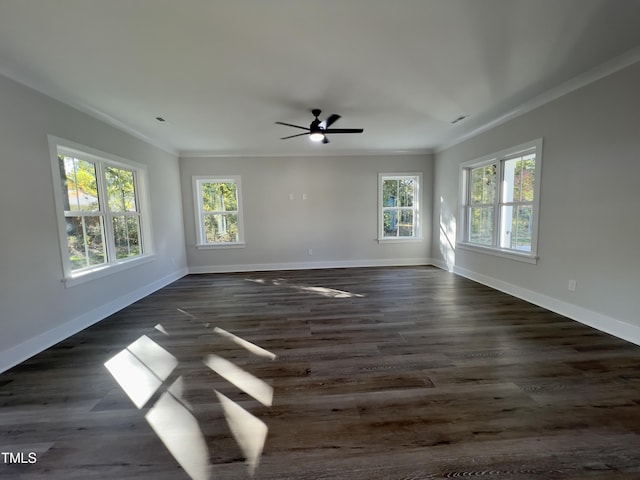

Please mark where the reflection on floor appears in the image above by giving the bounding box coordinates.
[2,267,640,479]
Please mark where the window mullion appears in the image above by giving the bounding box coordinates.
[132,171,144,254]
[414,177,419,236]
[464,168,471,242]
[196,182,206,244]
[493,161,502,247]
[96,161,115,263]
[200,212,207,244]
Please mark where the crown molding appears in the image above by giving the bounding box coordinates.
[178,148,433,159]
[0,67,179,157]
[67,103,180,157]
[435,45,640,153]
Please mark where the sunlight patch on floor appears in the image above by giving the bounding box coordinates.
[105,320,276,478]
[154,323,169,335]
[245,277,365,298]
[146,387,211,480]
[127,335,179,380]
[104,349,162,409]
[215,390,268,477]
[213,327,277,360]
[204,354,273,407]
[104,335,177,409]
[293,284,365,298]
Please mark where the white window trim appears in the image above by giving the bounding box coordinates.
[377,172,423,243]
[193,175,246,249]
[48,136,155,287]
[457,138,543,264]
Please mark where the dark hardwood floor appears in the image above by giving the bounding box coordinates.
[2,266,640,479]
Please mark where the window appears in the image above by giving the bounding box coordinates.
[49,137,152,285]
[459,138,542,263]
[378,173,422,241]
[193,176,245,248]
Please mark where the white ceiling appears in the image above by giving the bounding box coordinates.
[1,0,639,156]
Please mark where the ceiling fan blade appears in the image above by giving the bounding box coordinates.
[323,128,364,134]
[280,132,309,140]
[275,121,309,131]
[322,136,330,144]
[319,114,341,129]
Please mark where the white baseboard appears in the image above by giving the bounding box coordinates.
[429,259,453,272]
[453,265,640,347]
[189,258,434,274]
[0,268,188,374]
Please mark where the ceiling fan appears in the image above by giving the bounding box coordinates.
[275,109,364,144]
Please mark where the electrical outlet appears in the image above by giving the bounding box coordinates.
[568,280,577,292]
[308,249,313,256]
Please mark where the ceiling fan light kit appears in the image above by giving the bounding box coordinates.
[276,109,364,144]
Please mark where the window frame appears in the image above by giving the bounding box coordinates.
[378,172,423,243]
[48,136,154,287]
[193,175,245,249]
[458,138,543,264]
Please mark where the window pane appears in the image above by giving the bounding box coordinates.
[503,155,535,203]
[202,182,237,212]
[383,210,398,237]
[382,179,398,207]
[469,206,494,245]
[221,183,238,211]
[204,213,239,243]
[501,205,532,251]
[59,155,99,211]
[520,154,536,202]
[470,164,496,204]
[106,167,137,212]
[65,215,106,270]
[398,178,414,207]
[113,216,141,259]
[398,209,414,236]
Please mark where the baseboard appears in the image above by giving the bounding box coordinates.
[0,267,188,374]
[429,259,452,272]
[453,265,640,347]
[189,258,434,274]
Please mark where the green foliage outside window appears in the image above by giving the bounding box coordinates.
[58,154,142,270]
[382,177,416,237]
[201,182,239,243]
[467,155,535,249]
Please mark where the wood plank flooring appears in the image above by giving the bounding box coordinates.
[2,266,640,479]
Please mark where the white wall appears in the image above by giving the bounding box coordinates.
[432,62,640,343]
[180,154,433,272]
[0,74,187,372]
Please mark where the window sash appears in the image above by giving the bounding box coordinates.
[194,177,244,246]
[58,156,144,273]
[460,139,542,259]
[50,136,151,284]
[379,173,421,240]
